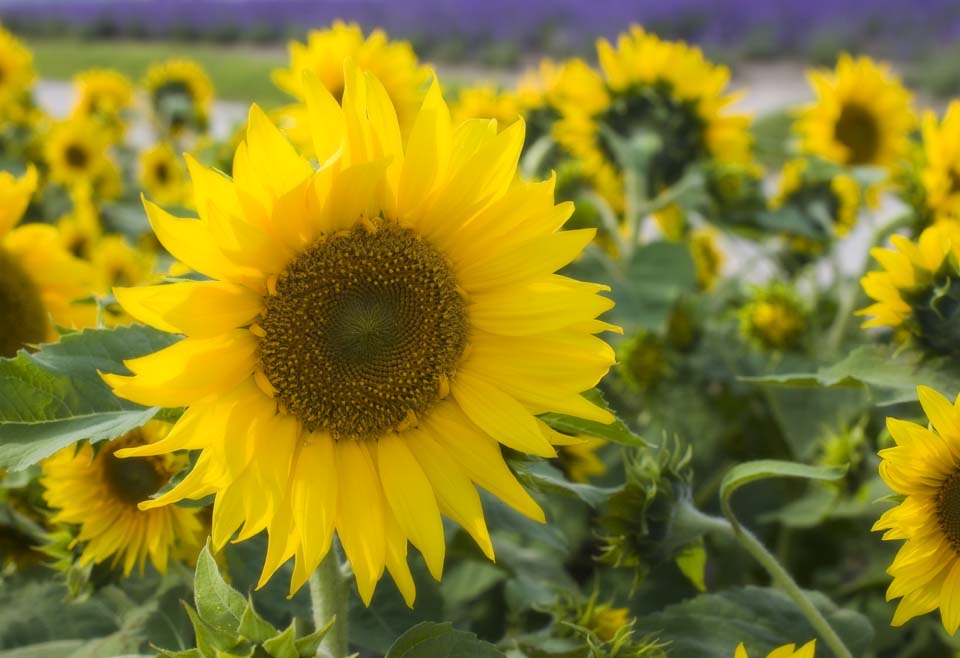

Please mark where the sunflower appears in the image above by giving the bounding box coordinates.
[71,69,135,142]
[93,235,155,292]
[859,222,960,354]
[770,158,864,238]
[103,65,617,605]
[559,437,608,484]
[739,284,808,351]
[795,54,915,170]
[57,187,102,260]
[43,118,111,189]
[554,25,751,212]
[451,85,521,131]
[41,422,204,576]
[690,227,723,290]
[871,386,960,632]
[144,59,213,136]
[0,166,95,357]
[139,143,190,206]
[920,101,960,222]
[0,25,34,106]
[272,21,430,150]
[617,329,668,394]
[735,641,816,658]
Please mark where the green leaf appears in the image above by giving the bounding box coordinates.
[293,617,335,658]
[385,622,505,658]
[720,460,847,530]
[194,540,247,634]
[260,624,297,658]
[510,459,614,508]
[183,605,241,658]
[0,641,86,658]
[675,541,707,592]
[237,596,277,645]
[0,325,180,470]
[742,345,960,406]
[540,389,648,448]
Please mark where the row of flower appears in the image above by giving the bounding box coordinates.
[0,17,959,658]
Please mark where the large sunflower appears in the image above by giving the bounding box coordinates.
[920,101,960,222]
[0,166,95,356]
[104,65,617,605]
[43,118,112,189]
[735,642,816,658]
[859,222,960,354]
[272,21,430,149]
[41,422,204,575]
[554,26,751,212]
[873,386,960,632]
[0,25,34,106]
[144,59,213,135]
[795,54,915,170]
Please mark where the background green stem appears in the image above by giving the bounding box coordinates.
[310,549,349,658]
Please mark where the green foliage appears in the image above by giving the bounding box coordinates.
[385,622,505,658]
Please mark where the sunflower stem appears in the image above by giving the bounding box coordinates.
[310,549,349,658]
[679,503,855,658]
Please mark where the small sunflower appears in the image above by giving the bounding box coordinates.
[559,437,608,484]
[56,187,102,260]
[690,227,723,290]
[739,284,807,351]
[0,166,96,356]
[859,222,960,354]
[583,603,631,642]
[41,422,205,576]
[770,158,864,238]
[71,69,134,143]
[0,25,34,106]
[735,641,816,658]
[144,59,213,136]
[873,386,960,632]
[920,102,960,222]
[272,21,430,149]
[139,143,190,206]
[555,25,751,212]
[451,85,522,131]
[617,329,669,394]
[795,54,915,170]
[93,235,156,292]
[103,65,617,605]
[43,119,111,189]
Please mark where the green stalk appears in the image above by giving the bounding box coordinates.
[309,550,349,658]
[675,502,855,658]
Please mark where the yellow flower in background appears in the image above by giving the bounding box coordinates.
[71,69,134,142]
[0,166,96,357]
[859,222,960,354]
[93,235,156,292]
[555,25,751,212]
[139,142,190,206]
[103,65,617,605]
[739,284,807,351]
[144,58,214,135]
[57,187,102,260]
[515,58,608,118]
[735,641,816,658]
[921,101,960,222]
[560,437,607,483]
[272,21,430,149]
[586,604,631,642]
[873,386,960,633]
[0,25,34,105]
[43,119,111,189]
[771,158,863,238]
[795,54,914,170]
[451,85,521,130]
[690,227,724,290]
[41,422,204,576]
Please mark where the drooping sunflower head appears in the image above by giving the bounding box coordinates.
[617,329,669,394]
[739,283,808,352]
[144,58,213,136]
[690,227,724,290]
[71,68,134,141]
[920,102,960,223]
[770,158,864,239]
[104,64,617,605]
[795,54,915,170]
[554,25,751,212]
[43,118,111,188]
[873,386,960,633]
[734,641,816,658]
[0,25,34,104]
[859,222,960,355]
[138,142,189,206]
[41,422,204,576]
[272,21,430,144]
[0,166,96,356]
[451,84,522,131]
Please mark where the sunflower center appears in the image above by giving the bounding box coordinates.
[65,143,89,170]
[258,218,469,440]
[938,470,960,550]
[103,449,167,505]
[834,103,880,165]
[154,162,170,184]
[0,246,48,358]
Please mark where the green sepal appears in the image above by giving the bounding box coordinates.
[237,594,277,644]
[157,649,204,658]
[261,623,298,658]
[183,603,244,658]
[295,616,336,657]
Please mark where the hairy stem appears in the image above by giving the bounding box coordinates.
[309,549,349,658]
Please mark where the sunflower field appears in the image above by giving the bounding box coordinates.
[4,10,960,658]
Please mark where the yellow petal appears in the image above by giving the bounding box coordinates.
[290,434,338,574]
[335,440,386,605]
[114,281,262,338]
